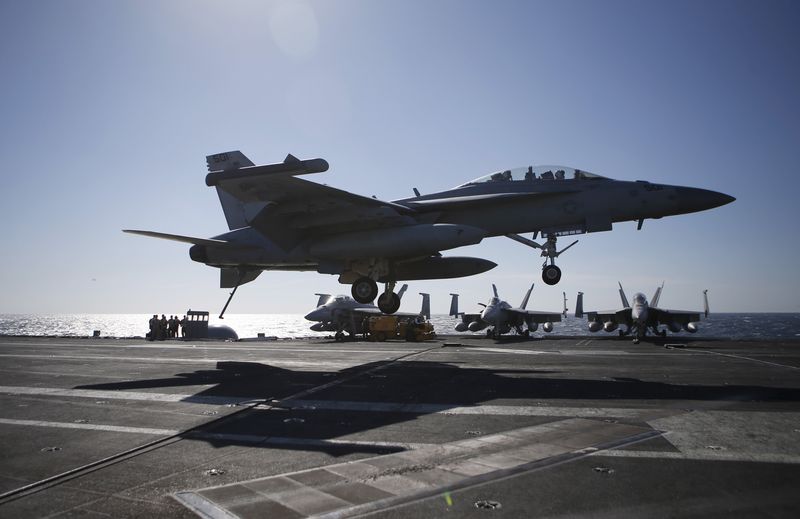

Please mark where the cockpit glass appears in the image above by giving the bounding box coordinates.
[633,293,646,304]
[456,165,608,188]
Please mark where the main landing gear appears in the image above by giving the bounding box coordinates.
[351,277,401,314]
[505,233,579,286]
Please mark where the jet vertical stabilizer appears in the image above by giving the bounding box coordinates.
[206,151,255,231]
[449,294,461,317]
[618,282,630,308]
[419,293,431,319]
[314,293,331,308]
[575,292,584,318]
[519,283,534,310]
[651,282,664,307]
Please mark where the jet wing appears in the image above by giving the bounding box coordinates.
[209,172,418,243]
[586,308,632,324]
[122,230,258,250]
[506,308,562,323]
[650,308,702,325]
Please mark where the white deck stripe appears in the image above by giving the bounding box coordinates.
[467,347,549,355]
[0,418,178,435]
[0,354,355,369]
[692,350,800,371]
[0,385,248,405]
[0,341,410,355]
[0,385,652,418]
[282,399,650,418]
[0,417,433,451]
[594,449,800,465]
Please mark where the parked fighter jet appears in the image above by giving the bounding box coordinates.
[304,284,431,340]
[450,283,561,338]
[575,283,709,343]
[124,151,734,315]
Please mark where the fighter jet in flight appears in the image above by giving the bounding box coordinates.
[450,283,561,338]
[124,151,734,315]
[576,283,710,343]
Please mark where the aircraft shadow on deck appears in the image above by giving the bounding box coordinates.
[74,360,800,456]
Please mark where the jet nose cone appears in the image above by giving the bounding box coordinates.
[717,192,736,207]
[304,309,324,321]
[676,187,736,213]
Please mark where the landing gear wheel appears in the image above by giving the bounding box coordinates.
[542,265,562,285]
[377,292,401,314]
[352,277,378,303]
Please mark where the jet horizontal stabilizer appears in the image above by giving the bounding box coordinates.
[122,230,257,250]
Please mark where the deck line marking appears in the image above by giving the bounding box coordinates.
[0,341,410,355]
[0,418,178,435]
[0,418,434,451]
[0,386,654,418]
[467,347,548,355]
[692,350,800,371]
[594,449,800,465]
[0,353,357,369]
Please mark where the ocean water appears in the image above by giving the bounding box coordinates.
[0,313,798,340]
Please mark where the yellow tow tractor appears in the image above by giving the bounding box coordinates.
[367,315,435,342]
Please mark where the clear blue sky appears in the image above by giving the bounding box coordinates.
[1,0,798,314]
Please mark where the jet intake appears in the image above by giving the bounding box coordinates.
[683,322,698,333]
[588,321,603,333]
[527,322,539,332]
[455,322,469,332]
[667,322,682,333]
[603,321,618,332]
[310,224,485,259]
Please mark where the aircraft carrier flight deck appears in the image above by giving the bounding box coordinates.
[0,335,798,518]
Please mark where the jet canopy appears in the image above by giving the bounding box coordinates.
[457,165,608,188]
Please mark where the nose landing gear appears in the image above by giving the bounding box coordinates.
[506,233,579,286]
